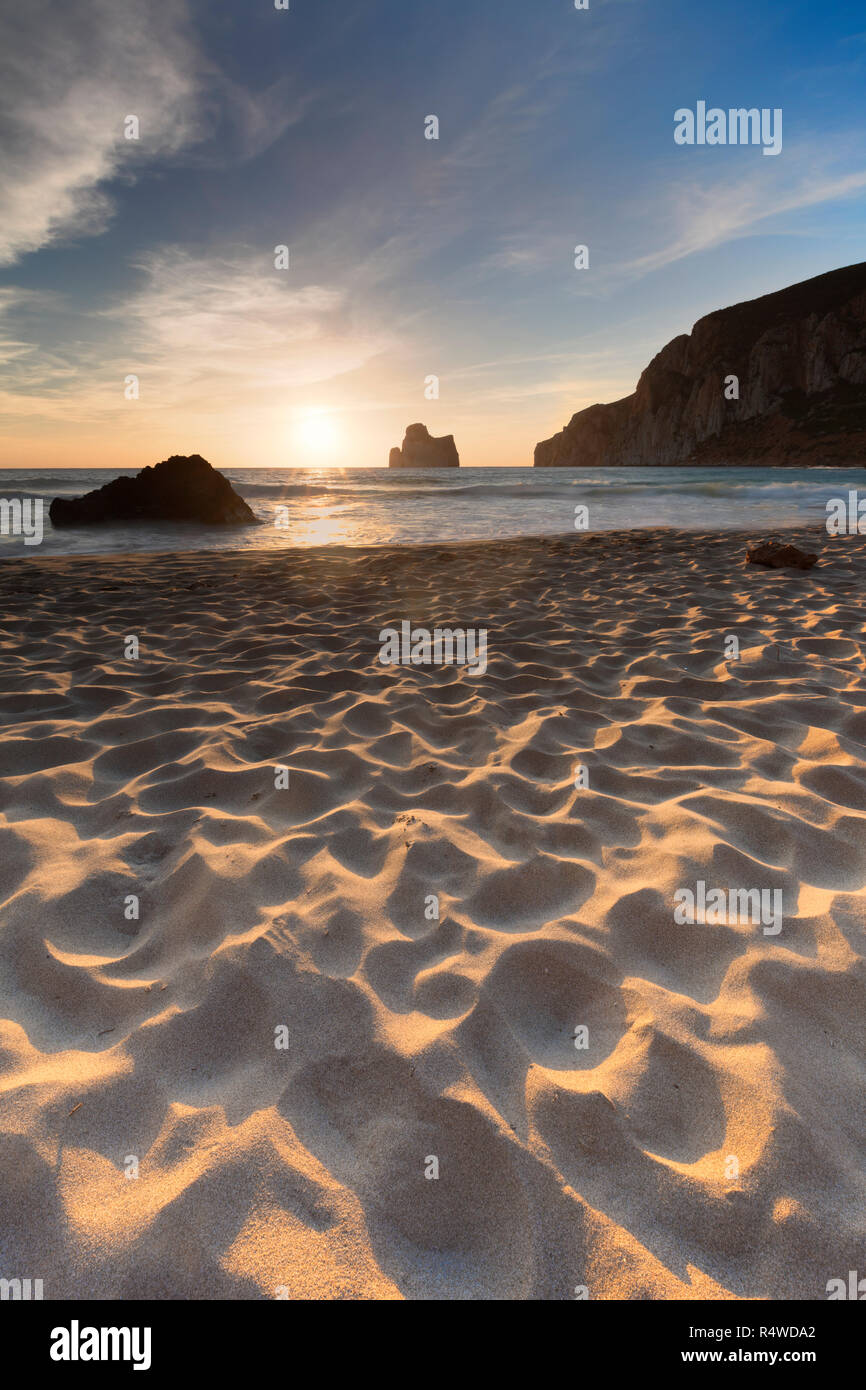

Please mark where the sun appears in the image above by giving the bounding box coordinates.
[294,409,341,458]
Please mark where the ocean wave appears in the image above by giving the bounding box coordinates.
[0,489,54,504]
[239,481,577,501]
[0,472,138,490]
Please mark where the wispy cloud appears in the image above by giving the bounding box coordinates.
[0,289,48,369]
[0,0,312,268]
[112,247,394,410]
[0,247,394,424]
[0,0,211,266]
[617,149,866,281]
[477,232,576,276]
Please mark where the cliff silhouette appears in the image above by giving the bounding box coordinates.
[535,263,866,467]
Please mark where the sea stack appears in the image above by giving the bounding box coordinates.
[534,262,866,467]
[389,423,460,468]
[49,454,258,527]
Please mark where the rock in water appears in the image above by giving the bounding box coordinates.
[49,455,258,527]
[746,540,818,569]
[389,423,460,468]
[535,262,866,467]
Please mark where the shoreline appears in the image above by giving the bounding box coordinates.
[0,520,842,571]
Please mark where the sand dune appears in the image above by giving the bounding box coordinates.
[0,525,865,1299]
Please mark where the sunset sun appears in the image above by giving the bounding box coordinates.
[294,410,341,459]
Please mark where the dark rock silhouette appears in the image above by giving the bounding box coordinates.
[535,262,866,467]
[746,540,818,569]
[389,423,460,468]
[49,455,258,527]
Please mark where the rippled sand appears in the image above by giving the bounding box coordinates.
[0,526,864,1299]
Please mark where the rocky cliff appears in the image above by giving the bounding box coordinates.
[534,262,866,467]
[389,423,460,468]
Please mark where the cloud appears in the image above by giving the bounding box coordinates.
[0,0,310,269]
[475,139,866,296]
[0,248,394,424]
[436,82,554,178]
[0,0,209,266]
[0,289,46,369]
[113,248,393,407]
[0,287,107,419]
[478,233,578,276]
[617,151,866,281]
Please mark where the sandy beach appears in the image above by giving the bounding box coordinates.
[1,524,865,1301]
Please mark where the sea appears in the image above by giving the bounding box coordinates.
[1,465,864,558]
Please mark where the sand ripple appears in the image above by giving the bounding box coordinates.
[1,528,865,1299]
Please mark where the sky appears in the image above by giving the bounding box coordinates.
[0,0,864,469]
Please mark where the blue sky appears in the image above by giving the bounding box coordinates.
[0,0,864,467]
